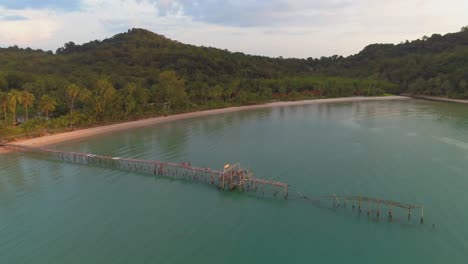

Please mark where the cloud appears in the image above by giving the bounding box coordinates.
[0,0,181,50]
[0,15,28,21]
[0,7,60,46]
[0,0,79,10]
[152,0,353,27]
[0,0,467,57]
[0,15,27,21]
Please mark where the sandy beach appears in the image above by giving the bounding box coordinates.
[0,96,409,154]
[409,95,468,104]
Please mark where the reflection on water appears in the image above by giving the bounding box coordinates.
[2,99,468,263]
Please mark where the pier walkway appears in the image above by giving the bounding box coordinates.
[1,143,424,223]
[1,143,288,197]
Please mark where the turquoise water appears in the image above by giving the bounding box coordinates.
[1,99,468,263]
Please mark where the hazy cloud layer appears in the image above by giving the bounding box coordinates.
[0,0,79,10]
[0,0,467,57]
[155,0,352,27]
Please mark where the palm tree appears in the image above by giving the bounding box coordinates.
[39,95,57,119]
[0,92,8,122]
[21,91,35,121]
[79,88,92,111]
[125,82,137,95]
[124,83,137,115]
[66,84,80,128]
[125,96,136,114]
[94,79,116,121]
[8,89,22,125]
[441,80,451,96]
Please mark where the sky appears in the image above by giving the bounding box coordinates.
[0,0,467,58]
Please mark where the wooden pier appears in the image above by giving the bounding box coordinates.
[302,194,424,223]
[1,143,288,198]
[1,143,424,224]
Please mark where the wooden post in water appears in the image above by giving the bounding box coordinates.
[376,202,380,219]
[420,206,424,224]
[222,173,225,190]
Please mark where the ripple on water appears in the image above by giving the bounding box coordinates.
[439,137,468,150]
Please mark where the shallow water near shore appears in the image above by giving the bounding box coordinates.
[1,99,468,263]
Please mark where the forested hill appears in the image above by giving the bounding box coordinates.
[319,26,468,96]
[0,28,311,91]
[0,27,467,139]
[57,29,310,79]
[1,27,468,97]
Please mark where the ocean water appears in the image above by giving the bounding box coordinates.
[1,99,468,263]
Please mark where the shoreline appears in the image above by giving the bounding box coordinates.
[408,95,468,104]
[0,96,409,154]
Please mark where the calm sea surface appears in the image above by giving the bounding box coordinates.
[1,99,468,263]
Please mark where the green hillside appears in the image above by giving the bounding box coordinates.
[0,27,467,139]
